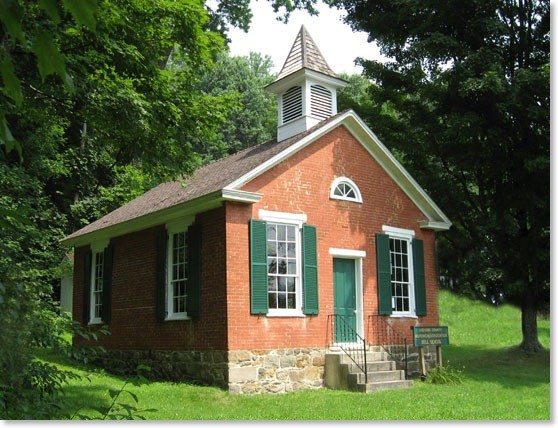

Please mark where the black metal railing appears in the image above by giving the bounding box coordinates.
[367,315,409,379]
[327,314,368,384]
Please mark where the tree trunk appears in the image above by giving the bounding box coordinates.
[519,288,543,353]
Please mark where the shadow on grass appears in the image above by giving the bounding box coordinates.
[443,344,550,389]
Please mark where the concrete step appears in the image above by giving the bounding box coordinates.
[339,351,387,364]
[349,369,405,385]
[346,360,396,373]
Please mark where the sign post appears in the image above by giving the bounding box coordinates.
[412,326,449,376]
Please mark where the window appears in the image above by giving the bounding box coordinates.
[84,241,113,325]
[250,210,318,316]
[267,223,299,311]
[90,251,105,323]
[168,230,188,318]
[156,222,201,321]
[376,226,427,317]
[330,177,363,203]
[389,236,412,314]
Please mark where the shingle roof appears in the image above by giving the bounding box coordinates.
[63,112,346,243]
[274,25,338,81]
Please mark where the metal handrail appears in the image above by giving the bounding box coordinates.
[367,315,409,379]
[327,314,368,384]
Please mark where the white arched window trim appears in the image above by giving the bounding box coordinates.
[330,177,363,203]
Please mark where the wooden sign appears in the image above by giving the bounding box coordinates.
[412,326,449,347]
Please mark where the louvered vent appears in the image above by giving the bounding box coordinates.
[310,85,332,119]
[282,86,303,123]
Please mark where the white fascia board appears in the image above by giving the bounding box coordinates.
[221,189,262,204]
[266,69,346,94]
[341,113,452,231]
[62,189,262,248]
[226,110,452,231]
[329,248,366,258]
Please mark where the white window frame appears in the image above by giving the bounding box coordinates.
[165,218,194,321]
[382,225,417,318]
[259,210,306,317]
[89,239,108,325]
[330,177,363,203]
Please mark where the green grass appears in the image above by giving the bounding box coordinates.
[43,290,550,420]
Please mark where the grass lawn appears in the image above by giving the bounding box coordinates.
[42,290,550,420]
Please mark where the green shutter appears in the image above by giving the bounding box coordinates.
[156,229,168,321]
[302,224,319,315]
[250,219,268,314]
[83,250,92,324]
[413,239,427,316]
[186,224,202,317]
[376,233,392,315]
[101,244,114,323]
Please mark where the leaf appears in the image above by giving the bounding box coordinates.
[1,56,23,105]
[38,0,62,23]
[31,31,67,80]
[108,388,119,399]
[0,0,25,44]
[0,115,22,158]
[62,0,98,30]
[124,390,138,403]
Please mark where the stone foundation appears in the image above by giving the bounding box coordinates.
[227,348,326,394]
[92,349,229,388]
[89,348,327,394]
[383,344,439,376]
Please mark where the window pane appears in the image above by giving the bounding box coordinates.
[287,226,295,241]
[278,260,287,274]
[287,243,296,257]
[277,225,286,241]
[267,241,277,256]
[278,294,287,309]
[287,294,296,309]
[287,277,296,292]
[287,260,297,275]
[269,293,277,309]
[267,224,277,240]
[278,243,287,257]
[278,277,286,292]
[268,277,277,291]
[268,258,277,274]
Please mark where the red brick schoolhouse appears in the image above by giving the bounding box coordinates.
[62,26,451,394]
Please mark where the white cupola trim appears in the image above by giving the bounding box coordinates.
[266,25,347,142]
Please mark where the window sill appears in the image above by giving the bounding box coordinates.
[165,314,191,321]
[266,312,306,318]
[390,313,418,319]
[88,319,104,325]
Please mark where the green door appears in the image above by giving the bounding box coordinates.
[333,258,357,343]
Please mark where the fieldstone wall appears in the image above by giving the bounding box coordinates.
[93,349,229,388]
[385,344,439,376]
[227,348,326,394]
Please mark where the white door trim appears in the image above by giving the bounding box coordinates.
[331,249,365,340]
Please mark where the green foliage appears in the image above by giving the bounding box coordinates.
[193,51,277,161]
[329,0,549,350]
[425,364,464,385]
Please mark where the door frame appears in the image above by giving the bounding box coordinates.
[330,248,366,341]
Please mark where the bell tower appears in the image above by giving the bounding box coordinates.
[266,25,347,142]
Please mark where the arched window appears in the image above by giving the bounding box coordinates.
[330,177,363,203]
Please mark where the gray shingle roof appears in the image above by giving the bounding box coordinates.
[63,112,345,243]
[275,25,338,81]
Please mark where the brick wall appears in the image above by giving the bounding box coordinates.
[226,125,440,350]
[72,205,228,351]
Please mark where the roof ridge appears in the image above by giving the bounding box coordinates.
[274,25,338,82]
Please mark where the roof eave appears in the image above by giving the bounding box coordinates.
[226,110,452,232]
[266,68,347,94]
[61,189,262,248]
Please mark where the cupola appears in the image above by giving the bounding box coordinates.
[266,25,347,142]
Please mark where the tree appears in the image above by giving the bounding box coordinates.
[194,51,277,161]
[328,0,549,352]
[0,0,255,417]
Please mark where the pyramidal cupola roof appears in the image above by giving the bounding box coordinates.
[275,25,338,81]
